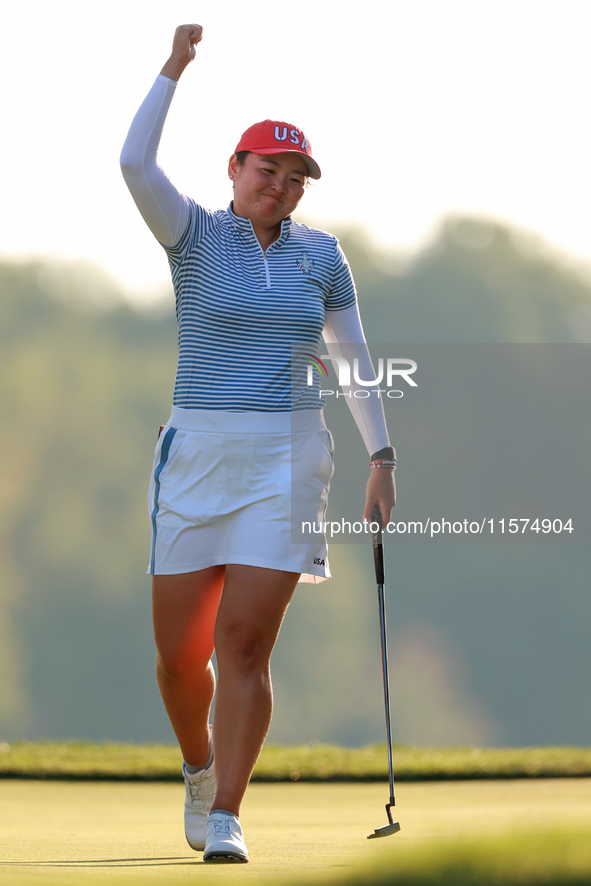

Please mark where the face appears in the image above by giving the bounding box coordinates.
[229,152,307,230]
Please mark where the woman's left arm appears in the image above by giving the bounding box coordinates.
[323,303,396,524]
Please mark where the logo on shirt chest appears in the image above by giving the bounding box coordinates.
[296,252,315,274]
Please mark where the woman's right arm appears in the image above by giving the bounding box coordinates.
[119,25,203,247]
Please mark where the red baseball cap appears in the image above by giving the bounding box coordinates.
[234,120,321,179]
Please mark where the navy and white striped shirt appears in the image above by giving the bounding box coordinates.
[120,74,390,450]
[166,200,357,411]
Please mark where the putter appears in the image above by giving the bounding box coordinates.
[367,504,401,839]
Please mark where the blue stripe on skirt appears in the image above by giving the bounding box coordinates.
[150,427,177,575]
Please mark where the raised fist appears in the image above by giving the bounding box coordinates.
[161,24,204,80]
[171,24,203,63]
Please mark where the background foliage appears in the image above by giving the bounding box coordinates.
[1,215,590,746]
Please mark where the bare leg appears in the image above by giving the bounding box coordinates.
[211,564,300,815]
[152,567,225,767]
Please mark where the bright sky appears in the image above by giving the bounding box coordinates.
[2,0,590,301]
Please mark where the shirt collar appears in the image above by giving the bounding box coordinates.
[226,203,292,249]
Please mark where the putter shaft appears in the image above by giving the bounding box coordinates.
[368,505,400,839]
[378,579,395,810]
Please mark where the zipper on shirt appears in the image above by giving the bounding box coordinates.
[263,254,271,289]
[257,242,272,290]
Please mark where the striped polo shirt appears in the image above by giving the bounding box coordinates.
[164,200,357,412]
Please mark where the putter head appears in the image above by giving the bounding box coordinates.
[367,821,401,839]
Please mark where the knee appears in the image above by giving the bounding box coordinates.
[156,647,212,683]
[214,622,272,674]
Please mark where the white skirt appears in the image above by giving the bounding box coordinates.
[147,407,334,584]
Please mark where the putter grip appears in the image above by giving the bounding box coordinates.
[372,504,385,585]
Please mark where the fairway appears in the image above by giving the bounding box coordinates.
[1,779,590,885]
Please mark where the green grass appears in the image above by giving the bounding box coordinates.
[321,832,591,885]
[1,780,590,885]
[1,740,591,781]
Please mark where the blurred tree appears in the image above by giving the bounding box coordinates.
[1,216,590,745]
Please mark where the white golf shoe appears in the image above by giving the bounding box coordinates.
[203,811,249,863]
[182,738,216,851]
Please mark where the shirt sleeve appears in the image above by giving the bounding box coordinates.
[325,241,358,311]
[120,75,190,247]
[322,302,391,455]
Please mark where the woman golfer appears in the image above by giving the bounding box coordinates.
[121,23,396,863]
